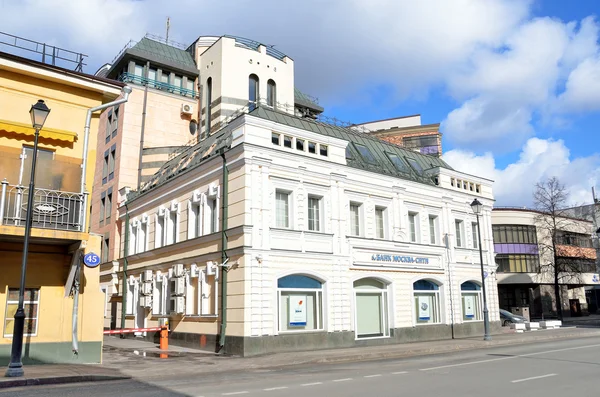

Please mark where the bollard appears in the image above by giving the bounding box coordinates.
[159,325,169,350]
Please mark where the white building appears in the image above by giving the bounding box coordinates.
[101,35,499,356]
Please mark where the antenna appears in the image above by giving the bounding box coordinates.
[593,186,597,203]
[166,17,171,44]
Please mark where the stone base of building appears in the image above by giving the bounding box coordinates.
[0,341,102,365]
[140,321,502,356]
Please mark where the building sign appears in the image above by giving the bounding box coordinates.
[83,252,101,268]
[289,295,307,326]
[418,296,431,321]
[371,254,429,265]
[464,295,475,318]
[593,274,599,283]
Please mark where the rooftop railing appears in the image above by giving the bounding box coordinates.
[118,73,197,98]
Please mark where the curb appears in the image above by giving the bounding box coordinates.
[0,374,131,389]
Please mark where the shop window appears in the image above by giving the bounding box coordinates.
[4,288,40,337]
[354,278,389,338]
[278,275,323,332]
[413,280,441,324]
[461,281,482,321]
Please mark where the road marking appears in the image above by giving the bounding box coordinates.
[392,371,408,375]
[264,386,289,391]
[511,373,557,383]
[333,378,353,382]
[301,382,323,386]
[364,374,382,378]
[419,343,600,371]
[222,392,249,396]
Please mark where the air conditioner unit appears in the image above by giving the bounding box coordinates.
[139,295,153,308]
[169,296,185,314]
[141,282,153,296]
[170,277,185,296]
[208,184,219,198]
[141,270,153,283]
[206,261,216,276]
[172,263,185,277]
[181,103,194,115]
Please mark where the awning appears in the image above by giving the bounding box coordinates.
[0,119,78,143]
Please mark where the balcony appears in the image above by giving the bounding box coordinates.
[118,73,197,98]
[0,182,85,232]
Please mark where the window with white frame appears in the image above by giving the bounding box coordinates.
[137,219,148,253]
[461,281,483,321]
[155,212,165,249]
[188,199,202,239]
[472,222,479,249]
[429,215,438,245]
[125,279,137,316]
[206,196,218,234]
[349,202,361,236]
[455,219,464,247]
[152,274,168,316]
[307,196,321,232]
[408,212,419,242]
[354,278,389,338]
[413,280,441,324]
[275,190,291,228]
[4,288,40,337]
[128,222,137,256]
[166,208,178,245]
[278,275,323,332]
[375,207,386,239]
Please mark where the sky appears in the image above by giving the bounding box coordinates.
[1,0,599,207]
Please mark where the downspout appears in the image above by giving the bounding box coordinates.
[137,62,150,190]
[218,151,229,351]
[120,202,130,335]
[80,86,132,229]
[71,250,82,354]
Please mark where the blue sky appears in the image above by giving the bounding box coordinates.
[0,0,598,206]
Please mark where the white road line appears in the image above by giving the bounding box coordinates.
[511,373,557,384]
[364,374,382,378]
[264,386,289,391]
[301,382,323,386]
[333,378,353,382]
[419,343,600,371]
[392,371,408,375]
[222,392,249,396]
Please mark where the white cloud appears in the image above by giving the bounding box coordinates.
[558,56,600,112]
[444,138,600,207]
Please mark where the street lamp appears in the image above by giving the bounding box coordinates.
[5,100,50,378]
[470,198,492,341]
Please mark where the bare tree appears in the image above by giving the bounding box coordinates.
[533,177,592,320]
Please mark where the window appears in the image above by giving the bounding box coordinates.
[105,110,112,143]
[278,275,323,332]
[296,139,305,151]
[461,281,482,321]
[189,200,202,239]
[406,157,424,175]
[284,135,292,148]
[349,203,361,236]
[112,107,119,138]
[496,254,540,273]
[102,235,109,262]
[4,288,40,337]
[186,79,195,96]
[354,278,389,338]
[354,143,377,165]
[492,225,538,244]
[375,207,385,239]
[472,222,479,249]
[152,274,168,316]
[345,145,354,160]
[174,75,182,89]
[207,196,218,234]
[408,212,418,242]
[319,144,328,157]
[307,196,321,232]
[133,219,148,254]
[102,151,109,185]
[413,280,441,324]
[129,223,137,256]
[155,212,165,249]
[308,142,316,154]
[108,145,116,181]
[275,190,290,228]
[100,195,106,225]
[272,132,280,146]
[386,153,411,173]
[166,209,178,245]
[160,72,169,86]
[267,79,276,107]
[249,74,259,111]
[148,68,157,87]
[455,220,464,247]
[134,64,143,77]
[106,192,112,223]
[205,77,212,137]
[429,215,437,245]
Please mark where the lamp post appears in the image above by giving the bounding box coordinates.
[470,198,492,341]
[5,100,50,378]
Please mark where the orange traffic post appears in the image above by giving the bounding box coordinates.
[159,325,169,350]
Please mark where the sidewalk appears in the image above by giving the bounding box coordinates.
[2,326,600,389]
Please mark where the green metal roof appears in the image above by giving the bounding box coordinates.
[294,88,324,113]
[132,37,197,69]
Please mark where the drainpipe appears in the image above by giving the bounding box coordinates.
[137,62,150,190]
[218,151,229,351]
[120,202,130,335]
[72,256,81,354]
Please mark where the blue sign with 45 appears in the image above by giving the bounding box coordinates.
[83,252,101,268]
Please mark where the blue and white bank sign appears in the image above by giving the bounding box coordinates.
[83,252,101,268]
[371,254,429,265]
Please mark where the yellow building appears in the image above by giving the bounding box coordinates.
[0,47,125,365]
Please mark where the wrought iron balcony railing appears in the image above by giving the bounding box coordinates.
[0,181,86,232]
[118,73,197,98]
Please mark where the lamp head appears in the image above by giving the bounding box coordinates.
[470,198,483,215]
[29,100,50,129]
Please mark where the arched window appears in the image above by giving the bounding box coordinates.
[249,74,259,111]
[277,274,323,332]
[461,281,482,321]
[205,77,212,137]
[267,79,276,107]
[413,279,441,324]
[354,278,389,338]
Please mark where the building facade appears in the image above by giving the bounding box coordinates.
[0,42,124,364]
[492,208,598,319]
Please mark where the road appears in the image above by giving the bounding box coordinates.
[2,337,600,397]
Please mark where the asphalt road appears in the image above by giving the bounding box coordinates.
[3,337,600,397]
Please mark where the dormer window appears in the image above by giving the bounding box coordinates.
[267,79,276,107]
[249,74,259,111]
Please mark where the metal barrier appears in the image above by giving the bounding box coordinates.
[103,327,162,335]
